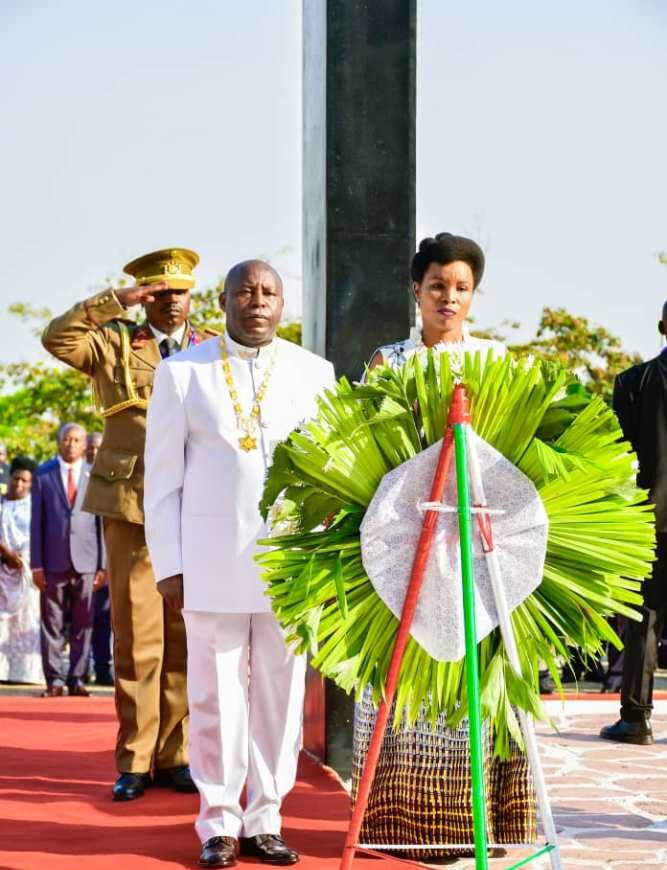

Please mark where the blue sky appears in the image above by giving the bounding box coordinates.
[1,0,665,365]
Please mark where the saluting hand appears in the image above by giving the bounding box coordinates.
[158,574,184,611]
[114,282,170,308]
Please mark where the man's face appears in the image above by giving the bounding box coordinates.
[221,263,284,347]
[86,435,102,464]
[0,446,7,465]
[58,427,86,464]
[144,288,191,335]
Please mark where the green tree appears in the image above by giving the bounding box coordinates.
[471,307,641,403]
[508,307,642,402]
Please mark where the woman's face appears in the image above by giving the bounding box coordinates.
[414,260,475,342]
[9,470,32,500]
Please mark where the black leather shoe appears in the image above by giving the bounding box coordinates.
[199,836,238,867]
[68,683,90,697]
[153,765,197,793]
[538,669,555,694]
[40,685,64,697]
[240,834,299,865]
[599,718,654,745]
[112,772,152,801]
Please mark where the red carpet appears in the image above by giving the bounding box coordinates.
[0,697,404,870]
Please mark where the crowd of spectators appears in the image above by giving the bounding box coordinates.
[0,430,112,694]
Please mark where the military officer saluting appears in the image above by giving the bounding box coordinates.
[42,248,208,800]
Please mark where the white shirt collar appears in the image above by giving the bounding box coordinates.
[58,454,83,477]
[224,331,276,361]
[149,322,187,347]
[58,456,83,472]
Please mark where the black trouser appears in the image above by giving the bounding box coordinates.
[621,533,667,721]
[92,585,112,678]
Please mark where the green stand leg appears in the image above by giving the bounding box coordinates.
[453,422,489,870]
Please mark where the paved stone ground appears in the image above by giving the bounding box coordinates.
[421,700,667,870]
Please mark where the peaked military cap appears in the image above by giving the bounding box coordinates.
[123,247,199,290]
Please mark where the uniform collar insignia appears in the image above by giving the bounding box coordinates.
[130,322,199,350]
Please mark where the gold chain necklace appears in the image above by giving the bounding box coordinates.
[220,332,277,451]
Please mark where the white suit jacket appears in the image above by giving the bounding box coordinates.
[71,464,105,574]
[144,333,336,613]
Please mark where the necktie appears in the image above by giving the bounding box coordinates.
[67,466,77,507]
[160,337,179,359]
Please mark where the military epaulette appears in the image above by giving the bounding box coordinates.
[106,317,141,331]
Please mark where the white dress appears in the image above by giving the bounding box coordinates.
[373,324,506,371]
[0,496,44,684]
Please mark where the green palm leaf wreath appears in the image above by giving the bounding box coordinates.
[256,352,655,755]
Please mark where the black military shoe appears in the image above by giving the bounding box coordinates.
[599,718,654,745]
[153,765,197,793]
[199,836,239,867]
[538,669,555,695]
[240,834,299,865]
[112,772,152,801]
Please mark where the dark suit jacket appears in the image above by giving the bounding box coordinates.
[30,458,74,573]
[613,352,667,531]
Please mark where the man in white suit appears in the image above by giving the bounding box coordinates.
[144,260,335,868]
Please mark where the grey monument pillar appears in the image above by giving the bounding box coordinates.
[303,0,416,379]
[302,0,416,774]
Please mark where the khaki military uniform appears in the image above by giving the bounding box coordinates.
[42,289,207,773]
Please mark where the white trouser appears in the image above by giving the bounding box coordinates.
[184,611,306,842]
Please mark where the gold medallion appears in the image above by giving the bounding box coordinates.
[220,331,277,453]
[239,434,258,452]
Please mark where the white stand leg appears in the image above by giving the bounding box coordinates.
[466,439,564,870]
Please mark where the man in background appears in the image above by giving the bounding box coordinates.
[601,301,667,745]
[86,432,112,686]
[86,432,103,465]
[31,423,105,696]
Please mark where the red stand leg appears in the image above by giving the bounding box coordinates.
[339,386,470,870]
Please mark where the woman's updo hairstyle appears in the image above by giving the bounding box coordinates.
[410,232,485,288]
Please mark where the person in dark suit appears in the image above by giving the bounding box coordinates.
[31,423,106,697]
[86,432,112,686]
[600,302,667,745]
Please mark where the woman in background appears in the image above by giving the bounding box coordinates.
[0,456,42,684]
